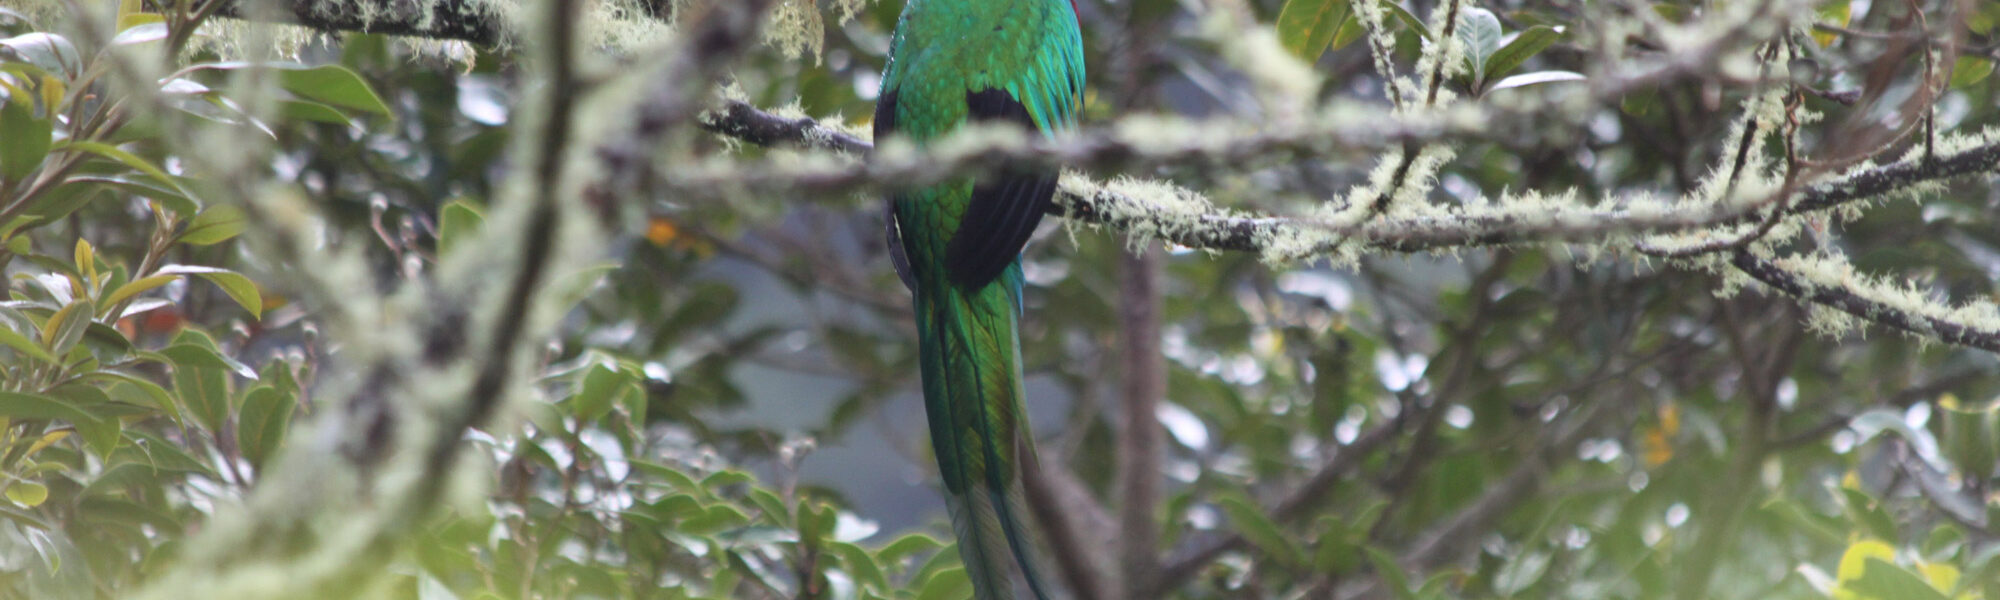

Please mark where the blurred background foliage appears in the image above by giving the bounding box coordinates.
[1,0,1999,598]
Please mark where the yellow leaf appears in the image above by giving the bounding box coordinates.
[1641,426,1673,467]
[25,430,68,457]
[4,481,48,507]
[1834,539,1896,598]
[1915,562,1958,595]
[1814,0,1851,47]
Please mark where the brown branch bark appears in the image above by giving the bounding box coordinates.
[1116,245,1165,599]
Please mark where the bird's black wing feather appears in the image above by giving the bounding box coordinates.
[945,88,1057,290]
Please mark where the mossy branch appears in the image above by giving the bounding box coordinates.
[1730,251,2000,353]
[693,100,2000,255]
[211,0,508,44]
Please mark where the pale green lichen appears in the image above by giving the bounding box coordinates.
[763,0,872,61]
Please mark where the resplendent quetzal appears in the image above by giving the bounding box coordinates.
[873,0,1084,598]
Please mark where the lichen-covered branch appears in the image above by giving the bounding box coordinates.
[1729,251,2000,353]
[212,0,508,44]
[692,100,2000,256]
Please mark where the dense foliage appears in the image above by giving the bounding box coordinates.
[1,0,1998,599]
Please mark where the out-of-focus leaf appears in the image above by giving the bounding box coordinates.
[57,141,194,201]
[0,33,82,78]
[438,199,485,256]
[237,385,294,468]
[569,363,630,423]
[1219,493,1302,567]
[1814,0,1851,46]
[0,91,50,181]
[0,391,115,456]
[1493,550,1551,595]
[1382,2,1429,40]
[163,330,234,432]
[110,22,166,45]
[1486,70,1587,92]
[275,99,354,126]
[1950,56,1993,89]
[102,274,178,315]
[1454,7,1501,83]
[1844,556,1950,600]
[156,265,261,318]
[1366,546,1416,600]
[4,481,47,507]
[913,566,970,600]
[39,299,91,358]
[876,532,943,567]
[180,206,246,246]
[1848,408,1945,470]
[157,343,258,380]
[1836,486,1899,542]
[66,174,199,216]
[829,541,887,591]
[1276,0,1351,61]
[276,64,392,115]
[0,319,53,363]
[1485,25,1563,84]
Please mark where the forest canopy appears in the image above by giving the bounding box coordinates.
[0,0,1998,598]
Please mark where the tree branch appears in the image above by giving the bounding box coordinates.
[1729,251,2000,353]
[212,0,506,45]
[1116,245,1165,599]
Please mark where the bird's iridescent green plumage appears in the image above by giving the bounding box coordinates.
[875,1,1083,599]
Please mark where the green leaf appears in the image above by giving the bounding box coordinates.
[1383,2,1430,40]
[102,274,179,315]
[179,205,246,246]
[1485,26,1563,84]
[275,99,354,126]
[875,532,943,567]
[156,265,261,318]
[1276,0,1351,61]
[1814,0,1851,46]
[1454,7,1502,84]
[237,384,294,468]
[1950,56,1993,89]
[57,141,197,203]
[276,64,392,116]
[830,541,888,591]
[438,199,485,256]
[64,175,199,216]
[164,330,234,432]
[93,372,183,427]
[1837,486,1900,543]
[913,566,971,600]
[1846,557,1951,600]
[0,319,54,363]
[1366,546,1417,599]
[0,91,50,181]
[568,363,630,423]
[1219,493,1302,567]
[40,299,93,358]
[0,33,82,78]
[5,481,47,507]
[0,391,116,457]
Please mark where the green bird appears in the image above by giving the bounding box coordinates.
[874,0,1085,598]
